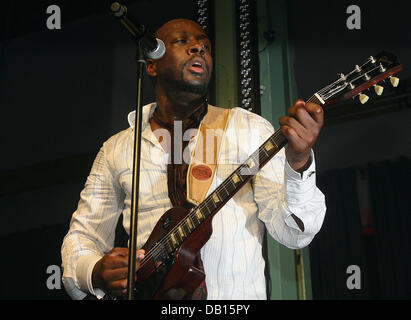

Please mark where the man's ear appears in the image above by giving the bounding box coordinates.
[145,59,158,77]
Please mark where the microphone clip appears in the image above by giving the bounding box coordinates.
[110,2,165,60]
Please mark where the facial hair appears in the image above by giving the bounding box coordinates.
[169,57,211,95]
[171,76,208,95]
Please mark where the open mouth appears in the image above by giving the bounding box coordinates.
[187,58,206,75]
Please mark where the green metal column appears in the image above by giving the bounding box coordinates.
[257,0,313,300]
[213,0,237,108]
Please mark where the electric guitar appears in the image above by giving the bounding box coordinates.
[128,51,402,299]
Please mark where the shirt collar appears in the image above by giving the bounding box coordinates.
[127,102,157,130]
[127,101,208,131]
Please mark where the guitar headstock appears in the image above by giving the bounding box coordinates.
[315,51,402,106]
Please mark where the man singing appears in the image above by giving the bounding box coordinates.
[61,18,326,300]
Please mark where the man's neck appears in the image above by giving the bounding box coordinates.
[154,92,206,125]
[150,93,208,154]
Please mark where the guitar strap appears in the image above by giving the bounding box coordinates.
[186,105,232,206]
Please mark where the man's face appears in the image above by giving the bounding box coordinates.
[149,19,213,95]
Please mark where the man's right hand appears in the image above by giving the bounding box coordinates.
[92,247,145,298]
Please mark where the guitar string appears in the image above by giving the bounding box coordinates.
[324,57,387,101]
[316,57,374,100]
[321,64,383,101]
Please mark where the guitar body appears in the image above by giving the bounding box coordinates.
[134,206,213,299]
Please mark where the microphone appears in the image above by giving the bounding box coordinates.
[110,2,165,60]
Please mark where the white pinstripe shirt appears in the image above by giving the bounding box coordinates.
[61,103,326,300]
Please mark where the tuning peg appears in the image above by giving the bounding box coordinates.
[359,93,370,104]
[390,76,400,87]
[374,85,384,96]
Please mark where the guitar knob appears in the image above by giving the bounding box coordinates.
[374,85,384,96]
[390,76,400,87]
[359,93,370,104]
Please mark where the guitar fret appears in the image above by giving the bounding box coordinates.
[174,230,182,244]
[264,140,275,152]
[186,216,194,231]
[258,137,280,164]
[212,192,221,204]
[192,214,200,227]
[183,223,191,235]
[170,233,178,249]
[165,239,173,253]
[271,137,279,149]
[177,225,186,239]
[241,154,258,175]
[307,94,322,105]
[210,170,243,209]
[260,147,269,163]
[247,157,257,169]
[196,208,205,221]
[232,172,242,184]
[273,133,286,150]
[228,175,237,190]
[203,199,213,216]
[220,181,230,197]
[239,163,249,176]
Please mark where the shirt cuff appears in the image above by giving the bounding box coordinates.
[284,149,317,206]
[76,254,106,299]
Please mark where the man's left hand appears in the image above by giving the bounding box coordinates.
[279,99,324,173]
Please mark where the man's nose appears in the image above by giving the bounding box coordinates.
[188,43,205,56]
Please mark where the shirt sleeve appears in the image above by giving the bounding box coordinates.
[61,141,125,299]
[251,119,326,249]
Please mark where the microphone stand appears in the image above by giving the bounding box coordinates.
[110,1,165,300]
[127,45,145,300]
